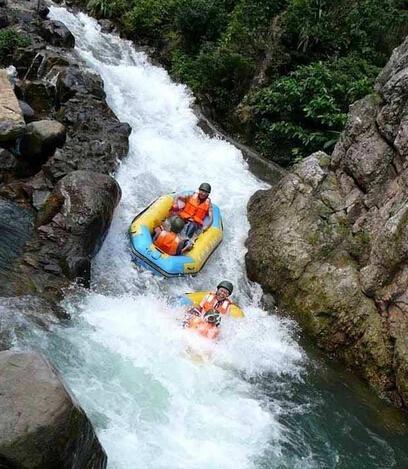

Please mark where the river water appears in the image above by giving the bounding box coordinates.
[6,6,408,468]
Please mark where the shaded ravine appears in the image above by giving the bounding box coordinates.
[3,6,408,468]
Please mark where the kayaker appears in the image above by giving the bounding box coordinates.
[173,182,213,238]
[184,309,221,339]
[153,216,192,255]
[185,281,234,320]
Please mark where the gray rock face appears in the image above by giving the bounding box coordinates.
[0,1,129,305]
[0,198,34,296]
[0,70,25,142]
[0,350,107,468]
[16,79,56,115]
[246,35,408,408]
[18,119,66,163]
[39,19,75,48]
[36,170,121,285]
[18,100,36,122]
[54,65,106,103]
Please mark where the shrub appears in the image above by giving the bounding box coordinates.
[124,0,177,42]
[283,0,408,65]
[172,45,255,114]
[175,0,228,52]
[222,0,288,55]
[86,0,128,18]
[0,29,30,66]
[248,56,379,165]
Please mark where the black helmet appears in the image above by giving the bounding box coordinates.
[170,216,185,234]
[204,309,221,327]
[217,280,233,295]
[198,182,211,193]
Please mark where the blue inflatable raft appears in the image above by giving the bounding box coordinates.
[129,193,223,277]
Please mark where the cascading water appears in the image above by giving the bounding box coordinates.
[5,5,408,468]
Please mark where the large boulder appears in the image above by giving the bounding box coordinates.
[246,36,408,408]
[0,70,25,142]
[0,197,34,296]
[24,49,71,81]
[0,1,130,305]
[39,19,75,48]
[18,119,66,163]
[0,148,17,183]
[0,350,106,468]
[43,96,131,182]
[16,79,56,115]
[37,170,121,285]
[53,65,106,103]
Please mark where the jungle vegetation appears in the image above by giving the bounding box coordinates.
[84,0,408,165]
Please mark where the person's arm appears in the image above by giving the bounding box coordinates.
[202,205,213,231]
[176,239,190,255]
[153,226,163,242]
[172,192,192,212]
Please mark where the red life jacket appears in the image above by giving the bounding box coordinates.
[199,292,232,315]
[187,316,219,339]
[154,231,181,256]
[179,193,211,225]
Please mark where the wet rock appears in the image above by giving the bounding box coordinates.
[18,119,66,164]
[43,96,130,181]
[0,350,107,468]
[39,19,75,48]
[0,10,9,28]
[18,100,36,122]
[37,170,121,285]
[261,293,276,311]
[16,79,56,115]
[24,49,71,81]
[98,19,117,34]
[246,36,408,408]
[0,148,17,173]
[0,295,64,351]
[0,197,34,296]
[38,4,50,20]
[53,65,106,103]
[0,70,25,142]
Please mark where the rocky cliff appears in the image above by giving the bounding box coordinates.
[246,36,408,408]
[0,1,130,465]
[0,0,130,306]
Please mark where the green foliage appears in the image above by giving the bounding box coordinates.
[222,0,288,55]
[124,0,177,42]
[175,0,228,51]
[78,0,408,166]
[0,29,30,66]
[248,56,379,165]
[87,0,128,18]
[283,0,408,64]
[172,46,255,113]
[346,0,408,64]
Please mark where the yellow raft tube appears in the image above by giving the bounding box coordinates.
[181,291,245,318]
[129,193,223,277]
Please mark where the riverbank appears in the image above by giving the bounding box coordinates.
[0,1,130,464]
[246,35,408,410]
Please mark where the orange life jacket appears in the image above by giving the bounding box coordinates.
[179,193,211,225]
[154,230,181,256]
[199,292,232,315]
[187,316,219,339]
